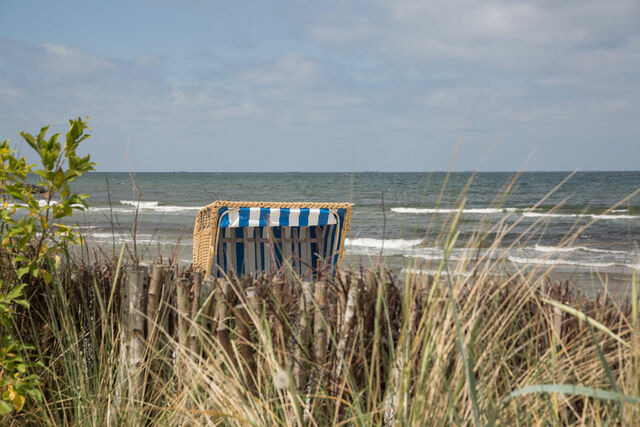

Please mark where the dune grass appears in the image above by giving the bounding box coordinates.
[1,172,639,426]
[2,242,638,425]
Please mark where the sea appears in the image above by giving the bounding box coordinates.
[68,171,640,296]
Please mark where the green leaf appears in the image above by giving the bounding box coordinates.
[17,266,30,280]
[0,400,13,415]
[14,298,30,309]
[30,265,39,278]
[19,132,37,151]
[13,254,29,263]
[54,169,65,186]
[27,388,42,402]
[6,283,27,300]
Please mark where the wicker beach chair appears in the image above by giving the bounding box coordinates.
[193,201,352,279]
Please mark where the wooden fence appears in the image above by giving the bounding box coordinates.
[116,262,400,408]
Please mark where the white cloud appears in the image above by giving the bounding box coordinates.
[236,53,323,89]
[0,39,372,170]
[1,0,639,171]
[40,43,118,76]
[310,18,376,45]
[302,0,640,71]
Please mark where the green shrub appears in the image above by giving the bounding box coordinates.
[0,118,95,415]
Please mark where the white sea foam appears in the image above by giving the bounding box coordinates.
[345,238,424,257]
[153,205,201,213]
[391,206,639,221]
[507,256,619,269]
[534,245,580,253]
[118,200,200,212]
[87,207,135,214]
[404,253,445,261]
[8,200,86,210]
[88,232,154,240]
[524,212,640,220]
[392,207,518,214]
[78,225,99,231]
[7,200,57,209]
[405,248,479,262]
[86,232,190,246]
[591,214,640,220]
[534,245,629,255]
[345,238,423,249]
[120,200,158,208]
[401,267,472,278]
[86,201,201,214]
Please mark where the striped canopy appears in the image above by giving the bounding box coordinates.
[219,207,338,228]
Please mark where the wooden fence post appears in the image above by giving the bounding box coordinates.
[199,276,215,330]
[295,282,313,390]
[176,277,190,348]
[336,275,359,378]
[188,271,202,354]
[215,279,234,364]
[119,264,149,410]
[235,295,256,393]
[314,281,328,367]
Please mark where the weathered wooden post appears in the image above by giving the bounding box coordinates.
[116,266,131,412]
[271,275,286,363]
[295,281,313,390]
[147,264,164,348]
[235,292,256,393]
[118,263,149,410]
[176,277,191,348]
[313,281,328,367]
[141,263,165,403]
[215,278,234,364]
[199,276,215,331]
[189,271,202,354]
[135,263,151,397]
[336,274,359,378]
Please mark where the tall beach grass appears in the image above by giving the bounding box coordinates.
[2,176,639,426]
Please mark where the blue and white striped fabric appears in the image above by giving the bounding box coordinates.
[219,207,337,228]
[210,206,349,279]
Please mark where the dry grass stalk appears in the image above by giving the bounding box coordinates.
[6,239,637,425]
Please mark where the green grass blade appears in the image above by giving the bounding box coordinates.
[442,200,481,426]
[502,384,640,405]
[542,298,629,348]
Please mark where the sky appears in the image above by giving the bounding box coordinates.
[0,1,639,172]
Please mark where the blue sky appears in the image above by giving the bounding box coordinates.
[1,1,639,172]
